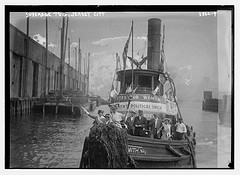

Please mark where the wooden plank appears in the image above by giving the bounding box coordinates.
[131,154,190,162]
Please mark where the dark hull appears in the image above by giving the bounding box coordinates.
[128,135,196,168]
[202,99,218,112]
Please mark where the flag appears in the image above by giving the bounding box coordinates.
[81,106,90,115]
[110,89,119,99]
[122,26,132,70]
[132,85,138,93]
[110,83,119,99]
[116,53,121,70]
[158,74,166,84]
[160,50,165,63]
[151,86,159,95]
[160,25,166,72]
[126,83,138,94]
[125,84,132,93]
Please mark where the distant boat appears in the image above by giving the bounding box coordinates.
[202,91,218,112]
[32,89,91,115]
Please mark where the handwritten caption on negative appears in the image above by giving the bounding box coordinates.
[26,12,105,18]
[199,12,217,17]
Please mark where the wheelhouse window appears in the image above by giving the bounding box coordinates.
[138,75,151,88]
[119,73,136,93]
[117,70,164,95]
[137,75,152,93]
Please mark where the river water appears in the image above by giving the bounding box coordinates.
[9,101,231,168]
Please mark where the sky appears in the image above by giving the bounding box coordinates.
[9,11,232,100]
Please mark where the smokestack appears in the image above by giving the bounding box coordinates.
[147,18,162,71]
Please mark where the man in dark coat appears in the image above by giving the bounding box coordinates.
[125,109,136,135]
[149,114,163,139]
[133,110,147,136]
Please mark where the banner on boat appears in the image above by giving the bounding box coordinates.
[115,94,165,103]
[114,100,178,118]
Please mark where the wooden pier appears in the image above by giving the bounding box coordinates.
[9,21,93,115]
[10,98,40,116]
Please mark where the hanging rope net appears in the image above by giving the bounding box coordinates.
[80,123,136,168]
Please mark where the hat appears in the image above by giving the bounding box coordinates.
[109,104,119,109]
[163,118,171,123]
[128,109,136,114]
[97,110,104,114]
[104,114,110,118]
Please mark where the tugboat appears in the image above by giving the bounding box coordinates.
[80,18,197,168]
[111,18,196,168]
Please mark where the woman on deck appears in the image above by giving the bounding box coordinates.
[85,109,106,124]
[161,118,172,140]
[109,105,125,123]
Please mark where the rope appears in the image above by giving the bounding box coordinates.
[168,77,182,120]
[84,123,130,168]
[186,136,197,168]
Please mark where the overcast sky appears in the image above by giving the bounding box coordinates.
[10,11,231,99]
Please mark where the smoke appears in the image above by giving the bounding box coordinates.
[71,42,78,48]
[92,36,146,46]
[32,34,58,48]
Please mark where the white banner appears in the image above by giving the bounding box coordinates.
[114,101,178,119]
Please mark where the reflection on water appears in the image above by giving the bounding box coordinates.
[9,101,231,168]
[179,101,218,168]
[10,114,93,168]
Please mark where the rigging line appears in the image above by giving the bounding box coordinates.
[163,51,169,72]
[142,37,147,56]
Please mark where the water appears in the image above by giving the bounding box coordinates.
[9,101,231,168]
[10,114,93,168]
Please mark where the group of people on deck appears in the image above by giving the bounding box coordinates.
[125,110,187,140]
[149,113,187,140]
[84,105,187,140]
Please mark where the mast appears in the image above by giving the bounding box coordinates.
[68,38,70,64]
[45,16,48,95]
[46,17,48,52]
[87,53,90,94]
[78,38,81,91]
[59,16,65,98]
[67,38,70,89]
[75,47,77,70]
[63,16,69,62]
[83,54,86,95]
[131,21,134,90]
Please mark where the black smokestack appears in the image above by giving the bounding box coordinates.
[147,18,162,71]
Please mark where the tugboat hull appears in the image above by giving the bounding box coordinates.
[128,135,196,168]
